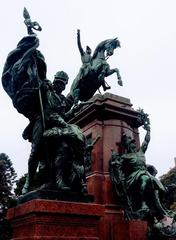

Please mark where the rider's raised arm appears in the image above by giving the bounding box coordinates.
[141,124,151,153]
[77,29,84,56]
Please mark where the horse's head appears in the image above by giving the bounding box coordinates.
[92,38,120,60]
[105,38,121,57]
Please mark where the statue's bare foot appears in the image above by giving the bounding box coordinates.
[40,181,55,190]
[141,201,149,211]
[81,184,88,194]
[56,179,70,191]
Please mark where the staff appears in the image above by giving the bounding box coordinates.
[23,7,45,130]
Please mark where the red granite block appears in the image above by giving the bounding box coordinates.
[114,220,148,240]
[72,93,140,206]
[7,199,105,240]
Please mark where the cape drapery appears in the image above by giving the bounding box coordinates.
[2,35,47,119]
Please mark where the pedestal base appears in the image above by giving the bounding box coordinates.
[7,199,104,240]
[7,200,148,240]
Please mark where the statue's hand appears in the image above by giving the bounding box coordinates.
[42,79,53,90]
[77,29,80,35]
[143,123,150,131]
[24,18,32,27]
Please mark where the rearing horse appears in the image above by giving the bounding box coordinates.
[69,38,122,104]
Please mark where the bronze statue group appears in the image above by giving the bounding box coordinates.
[2,8,176,239]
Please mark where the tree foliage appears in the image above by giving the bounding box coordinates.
[160,167,176,185]
[14,174,27,197]
[0,153,17,240]
[160,167,176,210]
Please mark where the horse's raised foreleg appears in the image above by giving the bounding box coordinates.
[106,68,123,86]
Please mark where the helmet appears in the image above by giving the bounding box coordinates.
[54,71,69,83]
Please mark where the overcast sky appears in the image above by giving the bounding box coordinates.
[1,0,176,178]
